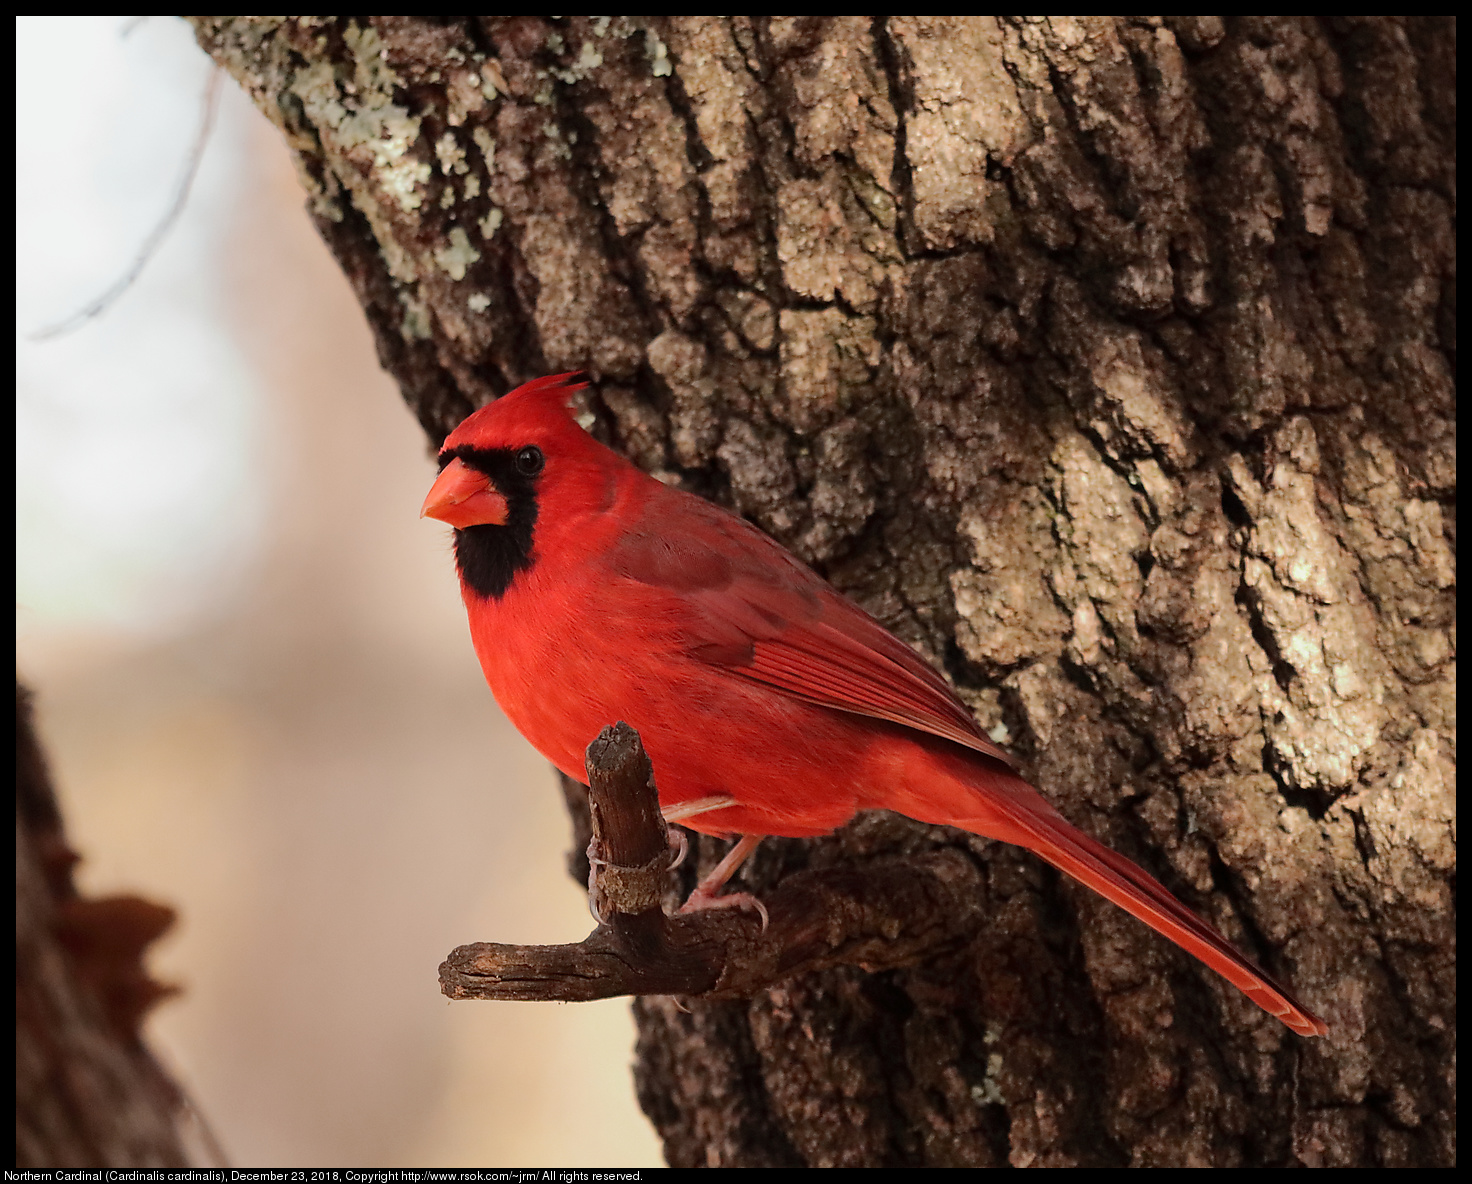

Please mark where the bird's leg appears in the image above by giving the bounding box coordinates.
[687,833,762,898]
[679,834,768,930]
[661,795,737,824]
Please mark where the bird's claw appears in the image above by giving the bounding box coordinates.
[586,857,606,925]
[679,889,769,932]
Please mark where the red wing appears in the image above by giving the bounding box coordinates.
[608,494,1018,770]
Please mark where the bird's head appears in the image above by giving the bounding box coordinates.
[421,372,618,600]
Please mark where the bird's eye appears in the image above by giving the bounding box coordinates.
[515,445,545,477]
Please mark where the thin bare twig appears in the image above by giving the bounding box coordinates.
[29,67,222,341]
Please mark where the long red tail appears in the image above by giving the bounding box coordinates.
[944,769,1327,1037]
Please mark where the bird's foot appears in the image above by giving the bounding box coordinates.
[585,831,689,923]
[586,854,607,924]
[679,887,769,932]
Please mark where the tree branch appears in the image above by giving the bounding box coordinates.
[440,722,986,1003]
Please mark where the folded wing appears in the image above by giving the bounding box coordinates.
[608,494,1016,769]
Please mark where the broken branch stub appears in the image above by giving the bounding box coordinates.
[439,722,986,1003]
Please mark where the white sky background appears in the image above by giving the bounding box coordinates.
[17,15,265,639]
[15,17,661,1169]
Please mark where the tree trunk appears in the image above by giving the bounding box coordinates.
[188,16,1454,1167]
[16,684,195,1167]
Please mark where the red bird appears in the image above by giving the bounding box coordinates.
[422,373,1327,1038]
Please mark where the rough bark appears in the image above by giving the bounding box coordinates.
[188,16,1455,1167]
[16,683,193,1168]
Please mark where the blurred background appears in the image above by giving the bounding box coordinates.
[15,16,661,1168]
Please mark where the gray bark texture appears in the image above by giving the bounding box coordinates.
[189,16,1454,1167]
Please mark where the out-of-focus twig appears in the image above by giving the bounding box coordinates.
[29,67,222,341]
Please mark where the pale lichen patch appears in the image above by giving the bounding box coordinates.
[445,65,487,126]
[435,131,469,176]
[434,226,482,281]
[550,36,606,84]
[542,120,573,161]
[471,126,496,172]
[288,23,433,224]
[577,40,605,72]
[398,290,432,340]
[644,27,673,77]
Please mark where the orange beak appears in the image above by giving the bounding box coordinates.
[420,457,510,528]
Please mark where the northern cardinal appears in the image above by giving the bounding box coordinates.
[422,372,1327,1037]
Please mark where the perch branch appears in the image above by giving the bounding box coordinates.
[439,722,986,1003]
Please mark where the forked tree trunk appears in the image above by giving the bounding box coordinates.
[188,16,1454,1167]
